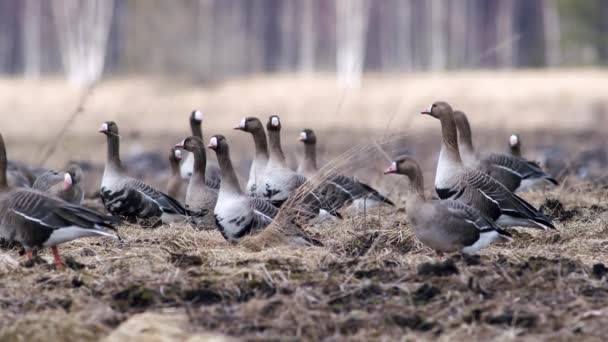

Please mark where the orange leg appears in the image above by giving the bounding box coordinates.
[51,246,65,268]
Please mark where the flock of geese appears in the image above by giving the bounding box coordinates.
[0,101,559,267]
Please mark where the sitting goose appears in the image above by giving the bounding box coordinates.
[508,134,522,158]
[179,110,221,189]
[234,117,269,197]
[453,110,557,192]
[0,133,120,267]
[207,135,278,241]
[99,121,187,224]
[297,128,394,210]
[422,101,555,230]
[261,116,306,207]
[166,147,187,201]
[33,164,84,204]
[175,136,218,227]
[384,156,511,255]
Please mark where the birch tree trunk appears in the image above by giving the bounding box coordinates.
[298,0,315,73]
[430,0,447,71]
[335,0,369,88]
[542,0,561,67]
[496,0,516,68]
[22,0,42,78]
[448,0,467,69]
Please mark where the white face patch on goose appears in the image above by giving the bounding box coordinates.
[238,118,246,129]
[427,104,434,113]
[99,123,108,132]
[271,117,280,127]
[63,173,73,190]
[193,110,203,121]
[209,137,218,148]
[509,135,519,146]
[299,132,307,141]
[174,149,182,159]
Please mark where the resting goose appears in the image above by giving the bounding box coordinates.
[99,121,187,224]
[234,116,269,197]
[453,110,557,192]
[384,156,510,254]
[175,136,218,226]
[207,135,278,241]
[297,128,394,209]
[261,116,306,207]
[167,147,187,201]
[33,164,84,204]
[508,134,521,158]
[0,133,120,267]
[179,110,221,189]
[422,101,555,230]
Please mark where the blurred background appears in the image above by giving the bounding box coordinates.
[0,0,606,191]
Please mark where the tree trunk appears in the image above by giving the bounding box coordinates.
[496,0,516,68]
[429,0,447,71]
[335,0,369,88]
[298,0,315,73]
[22,0,41,78]
[541,0,561,67]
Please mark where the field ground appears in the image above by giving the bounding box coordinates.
[1,71,608,341]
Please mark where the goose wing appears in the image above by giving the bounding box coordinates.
[126,178,186,215]
[485,153,558,184]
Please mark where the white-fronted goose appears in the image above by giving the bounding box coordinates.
[0,133,120,267]
[167,147,187,201]
[234,116,269,197]
[207,135,278,241]
[297,128,394,210]
[175,136,218,227]
[180,110,221,188]
[261,116,306,207]
[453,110,557,192]
[33,164,84,204]
[508,134,521,157]
[384,156,511,254]
[422,101,555,230]
[99,121,188,224]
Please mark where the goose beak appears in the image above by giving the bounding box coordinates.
[384,162,397,175]
[234,118,246,130]
[63,173,73,190]
[174,140,185,148]
[207,137,218,150]
[98,122,108,133]
[298,132,307,142]
[421,104,433,115]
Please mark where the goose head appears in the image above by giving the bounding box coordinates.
[266,115,282,132]
[190,110,203,124]
[234,116,263,132]
[421,101,453,119]
[98,121,119,136]
[175,136,204,153]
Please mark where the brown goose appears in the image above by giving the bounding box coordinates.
[453,110,557,192]
[422,101,555,230]
[99,121,188,224]
[166,147,187,201]
[180,110,221,189]
[0,133,120,267]
[175,136,218,226]
[261,116,306,207]
[32,164,84,204]
[234,116,269,197]
[384,156,510,254]
[508,134,521,158]
[207,135,278,241]
[297,128,394,209]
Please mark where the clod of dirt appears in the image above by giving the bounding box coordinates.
[181,288,223,305]
[592,263,608,279]
[64,256,86,270]
[79,247,97,257]
[113,286,157,311]
[580,285,608,298]
[412,283,440,304]
[589,205,608,214]
[485,311,538,329]
[539,198,579,221]
[168,253,203,268]
[387,314,435,331]
[417,259,459,277]
[20,255,46,268]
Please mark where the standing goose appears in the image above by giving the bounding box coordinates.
[422,102,555,230]
[234,116,269,197]
[175,136,218,226]
[99,121,187,224]
[297,128,394,209]
[384,156,511,254]
[261,116,306,207]
[167,147,187,201]
[207,135,278,241]
[33,164,84,204]
[179,110,221,189]
[453,110,557,192]
[0,133,120,267]
[508,134,522,158]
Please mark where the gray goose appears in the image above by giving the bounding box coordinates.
[297,128,394,210]
[234,117,269,197]
[99,121,188,224]
[508,134,521,158]
[261,116,306,207]
[422,101,555,230]
[453,110,557,192]
[175,136,218,227]
[207,135,278,241]
[0,133,120,267]
[32,164,84,204]
[384,156,510,255]
[179,110,221,189]
[166,147,187,201]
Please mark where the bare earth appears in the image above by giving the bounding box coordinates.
[1,71,608,341]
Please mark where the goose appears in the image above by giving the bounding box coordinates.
[234,116,269,197]
[179,110,221,188]
[422,101,555,230]
[384,156,511,255]
[166,147,187,201]
[261,116,306,207]
[453,110,558,192]
[33,164,84,204]
[508,134,521,158]
[98,121,188,224]
[207,135,278,241]
[0,133,120,267]
[297,128,394,210]
[175,136,218,227]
